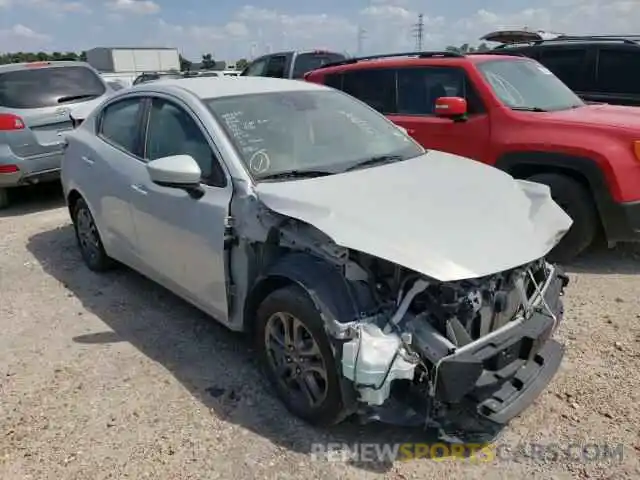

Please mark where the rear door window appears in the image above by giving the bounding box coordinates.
[264,55,287,78]
[596,48,640,95]
[537,47,589,90]
[340,68,396,113]
[323,73,343,89]
[292,52,346,78]
[98,98,144,156]
[0,65,106,109]
[242,58,268,76]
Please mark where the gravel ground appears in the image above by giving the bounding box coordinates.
[1,184,639,479]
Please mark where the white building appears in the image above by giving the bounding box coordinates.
[86,47,181,85]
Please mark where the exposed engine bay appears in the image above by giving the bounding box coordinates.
[331,250,568,439]
[347,252,557,343]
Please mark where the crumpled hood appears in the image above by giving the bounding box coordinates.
[255,152,572,281]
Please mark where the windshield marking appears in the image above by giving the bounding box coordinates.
[207,91,424,181]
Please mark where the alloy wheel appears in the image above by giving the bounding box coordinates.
[264,311,329,409]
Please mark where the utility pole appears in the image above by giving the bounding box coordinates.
[412,13,424,51]
[357,27,367,55]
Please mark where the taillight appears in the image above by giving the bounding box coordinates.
[0,113,25,131]
[0,164,19,174]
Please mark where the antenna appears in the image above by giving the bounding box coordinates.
[412,13,424,51]
[357,27,367,54]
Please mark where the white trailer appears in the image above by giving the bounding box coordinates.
[86,47,180,77]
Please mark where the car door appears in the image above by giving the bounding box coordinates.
[130,96,233,322]
[388,66,491,162]
[88,96,147,265]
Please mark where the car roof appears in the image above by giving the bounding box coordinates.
[261,50,344,56]
[0,61,91,73]
[307,52,524,75]
[136,76,330,99]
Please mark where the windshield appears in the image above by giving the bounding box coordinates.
[477,58,584,111]
[205,89,424,180]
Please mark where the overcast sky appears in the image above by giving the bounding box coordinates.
[0,0,638,61]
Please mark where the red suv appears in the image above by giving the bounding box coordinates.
[304,51,640,262]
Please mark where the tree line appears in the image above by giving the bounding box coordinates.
[0,50,249,71]
[0,51,87,64]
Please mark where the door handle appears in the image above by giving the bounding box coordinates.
[130,184,147,195]
[81,155,94,165]
[406,128,416,134]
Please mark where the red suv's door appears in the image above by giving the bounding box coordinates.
[387,66,491,162]
[390,112,491,162]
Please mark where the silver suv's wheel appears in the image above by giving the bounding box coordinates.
[0,188,9,209]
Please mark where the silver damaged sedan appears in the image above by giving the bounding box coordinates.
[61,76,572,441]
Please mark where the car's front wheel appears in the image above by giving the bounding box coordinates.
[255,285,349,426]
[72,197,114,272]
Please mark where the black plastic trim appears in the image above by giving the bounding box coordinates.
[477,339,564,424]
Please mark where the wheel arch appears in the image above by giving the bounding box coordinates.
[243,251,363,335]
[65,187,109,248]
[244,251,363,419]
[66,188,83,220]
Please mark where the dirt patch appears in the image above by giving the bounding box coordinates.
[1,187,639,479]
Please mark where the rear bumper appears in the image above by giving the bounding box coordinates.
[603,199,640,243]
[0,147,62,188]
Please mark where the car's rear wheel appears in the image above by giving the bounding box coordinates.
[72,197,114,272]
[255,285,348,426]
[0,188,9,209]
[527,173,598,263]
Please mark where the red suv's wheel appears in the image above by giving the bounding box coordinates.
[527,173,598,263]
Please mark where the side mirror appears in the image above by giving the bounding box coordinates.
[434,97,467,121]
[146,155,204,198]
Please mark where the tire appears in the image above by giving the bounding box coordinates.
[0,188,9,209]
[527,173,598,263]
[71,197,114,272]
[254,284,349,426]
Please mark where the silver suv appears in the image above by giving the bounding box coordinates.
[0,61,111,208]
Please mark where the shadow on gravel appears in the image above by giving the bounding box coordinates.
[562,243,640,275]
[0,182,65,218]
[26,224,467,473]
